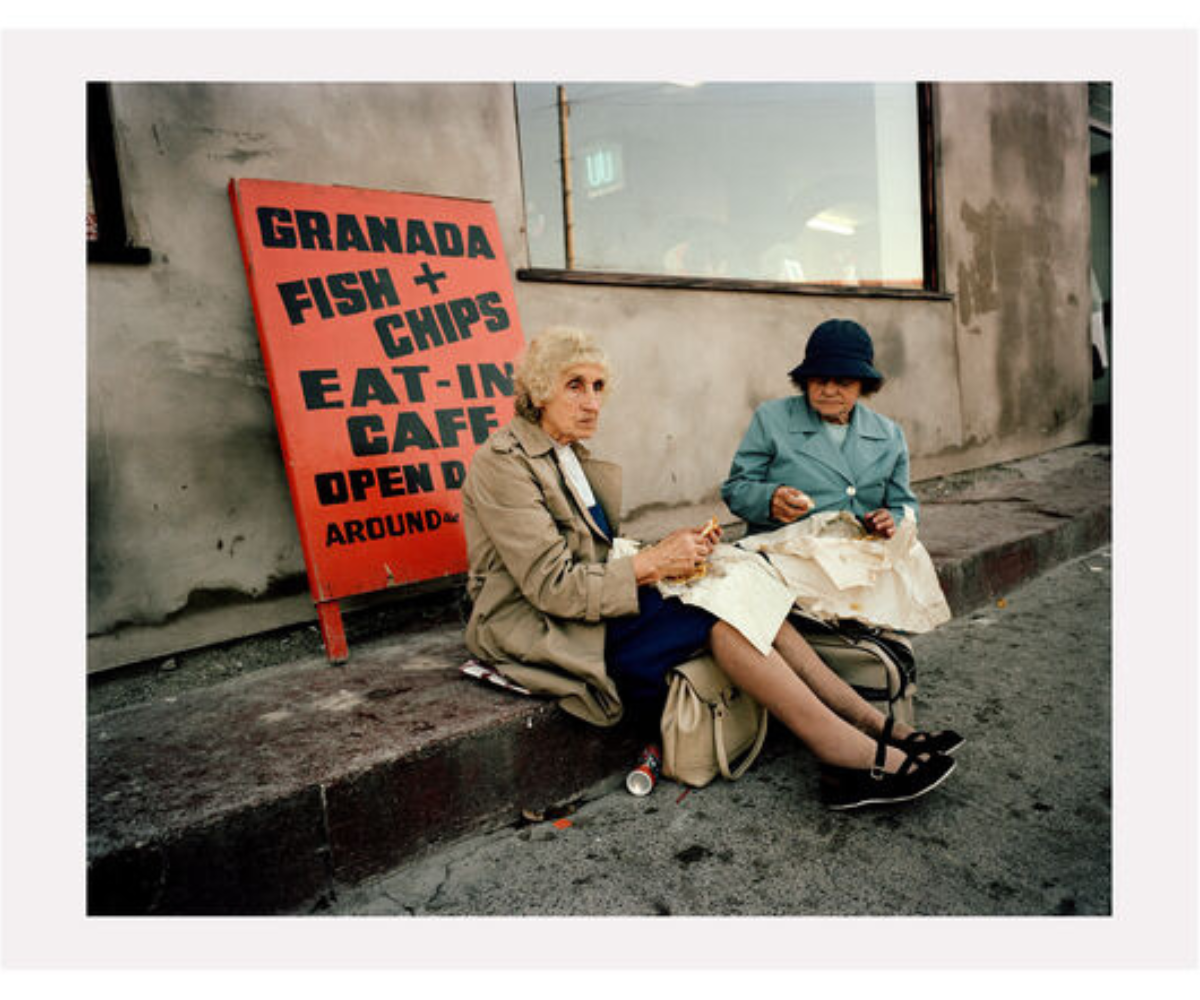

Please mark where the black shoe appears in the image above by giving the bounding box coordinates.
[889,727,965,757]
[821,718,957,811]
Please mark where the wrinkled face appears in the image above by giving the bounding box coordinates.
[806,376,862,424]
[539,363,608,444]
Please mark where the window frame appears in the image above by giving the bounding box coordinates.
[87,82,151,265]
[515,82,947,300]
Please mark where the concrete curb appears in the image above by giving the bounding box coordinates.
[87,446,1111,915]
[935,506,1112,615]
[88,699,640,915]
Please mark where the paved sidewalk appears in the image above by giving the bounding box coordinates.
[86,443,1111,915]
[331,545,1112,918]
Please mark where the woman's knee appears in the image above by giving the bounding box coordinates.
[710,619,743,649]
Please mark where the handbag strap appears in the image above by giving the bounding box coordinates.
[714,702,770,780]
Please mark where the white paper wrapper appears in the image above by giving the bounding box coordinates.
[609,537,794,655]
[736,510,951,634]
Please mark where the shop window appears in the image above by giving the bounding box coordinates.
[516,82,935,292]
[87,82,149,264]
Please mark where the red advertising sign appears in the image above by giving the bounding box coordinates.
[229,179,524,661]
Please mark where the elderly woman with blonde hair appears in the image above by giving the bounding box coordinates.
[461,327,957,809]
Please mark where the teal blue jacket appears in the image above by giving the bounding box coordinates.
[721,395,919,534]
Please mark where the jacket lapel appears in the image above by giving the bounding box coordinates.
[841,404,891,475]
[790,397,855,483]
[579,451,622,538]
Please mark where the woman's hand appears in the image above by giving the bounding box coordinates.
[862,508,896,538]
[633,524,720,585]
[770,486,814,524]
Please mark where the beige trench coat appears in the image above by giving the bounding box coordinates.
[462,416,640,726]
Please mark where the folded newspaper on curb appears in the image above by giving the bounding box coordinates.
[459,658,533,696]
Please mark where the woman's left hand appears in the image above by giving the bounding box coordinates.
[862,508,896,538]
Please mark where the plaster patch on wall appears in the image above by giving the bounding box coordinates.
[215,146,272,165]
[178,123,274,160]
[90,571,309,638]
[990,94,1067,200]
[172,345,269,390]
[956,200,1005,327]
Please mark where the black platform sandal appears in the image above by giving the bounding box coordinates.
[888,727,965,757]
[820,717,957,811]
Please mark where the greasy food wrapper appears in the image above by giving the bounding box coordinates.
[736,509,951,633]
[609,537,794,655]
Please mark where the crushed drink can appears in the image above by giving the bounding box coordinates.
[625,743,662,796]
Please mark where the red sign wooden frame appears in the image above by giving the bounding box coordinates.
[229,178,524,662]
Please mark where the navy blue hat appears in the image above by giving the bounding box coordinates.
[788,319,882,382]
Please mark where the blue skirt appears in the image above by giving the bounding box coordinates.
[605,586,717,719]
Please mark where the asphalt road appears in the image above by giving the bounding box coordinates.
[329,546,1112,917]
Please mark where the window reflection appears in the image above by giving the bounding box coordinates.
[516,82,925,288]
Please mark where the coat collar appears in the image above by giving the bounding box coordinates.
[507,414,598,460]
[505,416,616,538]
[507,415,560,457]
[785,395,889,484]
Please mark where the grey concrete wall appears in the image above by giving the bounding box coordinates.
[87,81,1092,670]
[933,82,1093,470]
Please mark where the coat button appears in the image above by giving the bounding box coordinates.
[846,486,857,497]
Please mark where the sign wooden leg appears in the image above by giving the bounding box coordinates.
[316,600,349,664]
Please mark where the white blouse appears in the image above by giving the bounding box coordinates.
[822,420,850,450]
[554,443,596,506]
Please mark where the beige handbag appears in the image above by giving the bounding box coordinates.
[660,654,770,788]
[791,613,917,727]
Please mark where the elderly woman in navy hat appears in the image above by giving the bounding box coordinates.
[722,318,963,760]
[722,318,919,538]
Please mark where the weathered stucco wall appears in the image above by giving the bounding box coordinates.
[932,82,1093,471]
[87,81,1092,669]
